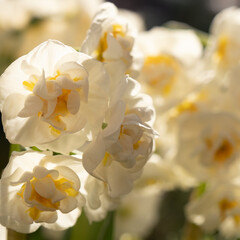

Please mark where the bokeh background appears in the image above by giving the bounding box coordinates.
[1,0,240,239]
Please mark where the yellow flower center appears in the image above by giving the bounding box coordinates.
[219,198,238,221]
[214,35,228,65]
[102,152,111,166]
[18,174,78,221]
[214,139,233,163]
[204,138,234,164]
[142,55,180,96]
[95,24,126,62]
[22,70,81,135]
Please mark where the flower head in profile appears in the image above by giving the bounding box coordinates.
[82,77,157,198]
[206,7,240,73]
[0,151,85,233]
[81,2,142,79]
[0,39,109,153]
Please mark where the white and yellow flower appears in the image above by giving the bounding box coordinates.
[186,181,240,238]
[136,27,202,110]
[82,77,156,198]
[206,7,240,73]
[176,112,240,182]
[0,150,85,233]
[0,39,109,153]
[81,2,142,80]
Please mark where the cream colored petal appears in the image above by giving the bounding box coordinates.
[18,95,43,118]
[34,177,56,199]
[59,196,78,213]
[7,196,33,225]
[43,98,57,119]
[51,189,66,203]
[105,162,134,198]
[103,34,123,60]
[83,133,106,173]
[10,172,33,185]
[67,90,80,115]
[45,80,62,98]
[57,61,88,81]
[35,211,57,224]
[54,166,80,190]
[23,181,32,204]
[43,208,81,231]
[33,166,58,179]
[85,179,102,209]
[81,22,103,55]
[32,71,48,99]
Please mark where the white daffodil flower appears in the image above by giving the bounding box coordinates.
[81,2,143,80]
[206,7,240,73]
[83,77,157,198]
[0,150,85,233]
[186,181,240,238]
[176,112,240,183]
[0,40,109,153]
[136,27,202,110]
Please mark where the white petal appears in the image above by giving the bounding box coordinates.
[59,196,78,213]
[83,134,106,173]
[51,189,66,203]
[36,211,57,224]
[18,95,43,118]
[43,208,81,231]
[10,172,34,185]
[57,61,88,82]
[33,166,58,179]
[43,98,57,119]
[67,90,80,115]
[103,34,123,60]
[34,177,56,199]
[54,166,80,190]
[45,80,62,98]
[32,71,48,99]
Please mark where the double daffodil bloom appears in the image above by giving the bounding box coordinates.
[0,40,109,153]
[83,77,157,198]
[81,2,142,80]
[0,151,85,233]
[136,27,202,109]
[186,181,240,238]
[176,112,240,183]
[206,7,240,73]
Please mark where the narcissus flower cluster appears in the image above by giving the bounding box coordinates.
[0,2,157,234]
[2,1,240,239]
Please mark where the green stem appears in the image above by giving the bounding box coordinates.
[9,144,25,155]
